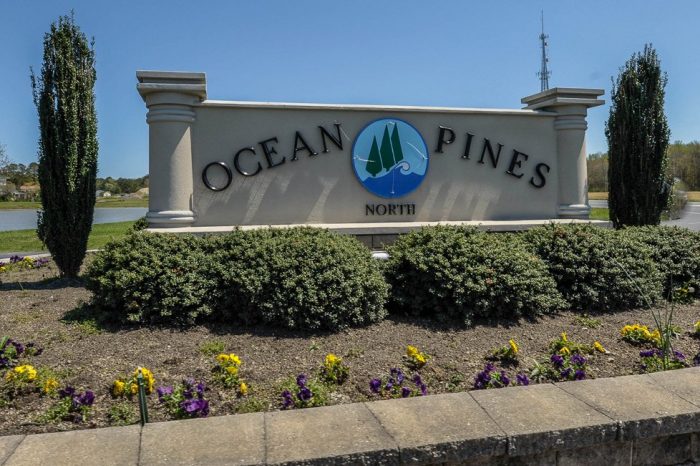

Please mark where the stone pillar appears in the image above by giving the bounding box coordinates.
[522,88,604,219]
[137,71,207,227]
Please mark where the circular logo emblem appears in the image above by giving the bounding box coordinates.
[352,118,429,198]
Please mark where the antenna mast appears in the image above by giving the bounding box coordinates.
[537,11,551,92]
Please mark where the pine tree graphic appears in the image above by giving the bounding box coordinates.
[365,123,404,177]
[366,137,382,177]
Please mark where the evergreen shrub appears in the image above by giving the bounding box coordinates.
[620,226,700,298]
[385,227,566,326]
[250,228,388,330]
[86,228,388,331]
[522,224,662,311]
[85,232,218,325]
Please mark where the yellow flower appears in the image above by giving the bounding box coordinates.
[42,378,60,395]
[0,266,6,273]
[112,380,126,396]
[561,332,568,342]
[415,354,426,364]
[16,365,37,381]
[694,321,700,334]
[508,339,518,355]
[226,366,239,375]
[130,383,138,395]
[593,341,607,354]
[239,382,248,396]
[229,354,242,366]
[133,367,155,394]
[216,353,230,363]
[406,345,419,357]
[325,354,340,366]
[559,347,570,355]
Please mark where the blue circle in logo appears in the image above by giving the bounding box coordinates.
[352,118,429,198]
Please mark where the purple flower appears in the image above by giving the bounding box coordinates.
[401,387,411,398]
[693,353,700,367]
[297,387,313,402]
[571,353,587,367]
[516,373,530,386]
[180,398,209,417]
[281,390,294,409]
[673,350,685,361]
[412,374,423,386]
[473,368,492,390]
[574,369,586,381]
[196,382,206,398]
[550,354,564,368]
[9,255,22,264]
[639,349,658,358]
[385,381,394,391]
[157,386,173,401]
[390,368,405,384]
[11,341,24,355]
[296,374,307,388]
[499,371,510,387]
[560,368,572,380]
[419,383,427,396]
[369,378,381,394]
[76,390,95,407]
[59,386,76,399]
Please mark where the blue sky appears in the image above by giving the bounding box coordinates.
[1,1,699,178]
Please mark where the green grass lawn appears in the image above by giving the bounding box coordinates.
[0,197,148,210]
[590,207,609,221]
[0,221,135,253]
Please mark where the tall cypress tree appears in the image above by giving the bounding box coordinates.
[606,44,670,228]
[31,13,98,277]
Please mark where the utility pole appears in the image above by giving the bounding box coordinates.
[537,11,551,92]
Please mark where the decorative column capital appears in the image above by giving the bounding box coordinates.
[521,87,604,112]
[137,71,207,105]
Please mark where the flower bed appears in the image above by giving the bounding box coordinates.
[0,260,698,436]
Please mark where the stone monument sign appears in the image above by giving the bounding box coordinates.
[137,71,604,233]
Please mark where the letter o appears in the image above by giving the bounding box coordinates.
[202,161,233,191]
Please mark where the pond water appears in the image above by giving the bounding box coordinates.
[0,207,148,232]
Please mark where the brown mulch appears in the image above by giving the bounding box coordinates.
[0,261,698,436]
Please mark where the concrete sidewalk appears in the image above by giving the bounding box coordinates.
[0,367,698,465]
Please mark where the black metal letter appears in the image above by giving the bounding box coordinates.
[506,150,529,179]
[366,204,375,215]
[291,131,318,161]
[319,124,343,153]
[435,126,456,153]
[259,137,285,168]
[529,162,551,188]
[462,133,474,159]
[478,138,504,168]
[233,147,262,177]
[202,161,233,191]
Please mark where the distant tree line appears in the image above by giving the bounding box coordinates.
[96,175,149,195]
[588,141,700,192]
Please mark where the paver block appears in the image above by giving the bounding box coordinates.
[557,441,632,466]
[645,366,700,407]
[632,433,693,465]
[265,402,399,465]
[557,373,700,440]
[0,435,23,464]
[4,425,140,466]
[140,413,264,465]
[365,392,506,464]
[470,383,617,456]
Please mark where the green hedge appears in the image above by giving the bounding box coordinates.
[619,226,700,298]
[522,224,662,311]
[86,228,388,330]
[85,233,218,325]
[384,227,566,326]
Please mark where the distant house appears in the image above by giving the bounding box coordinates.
[15,184,39,200]
[95,190,112,198]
